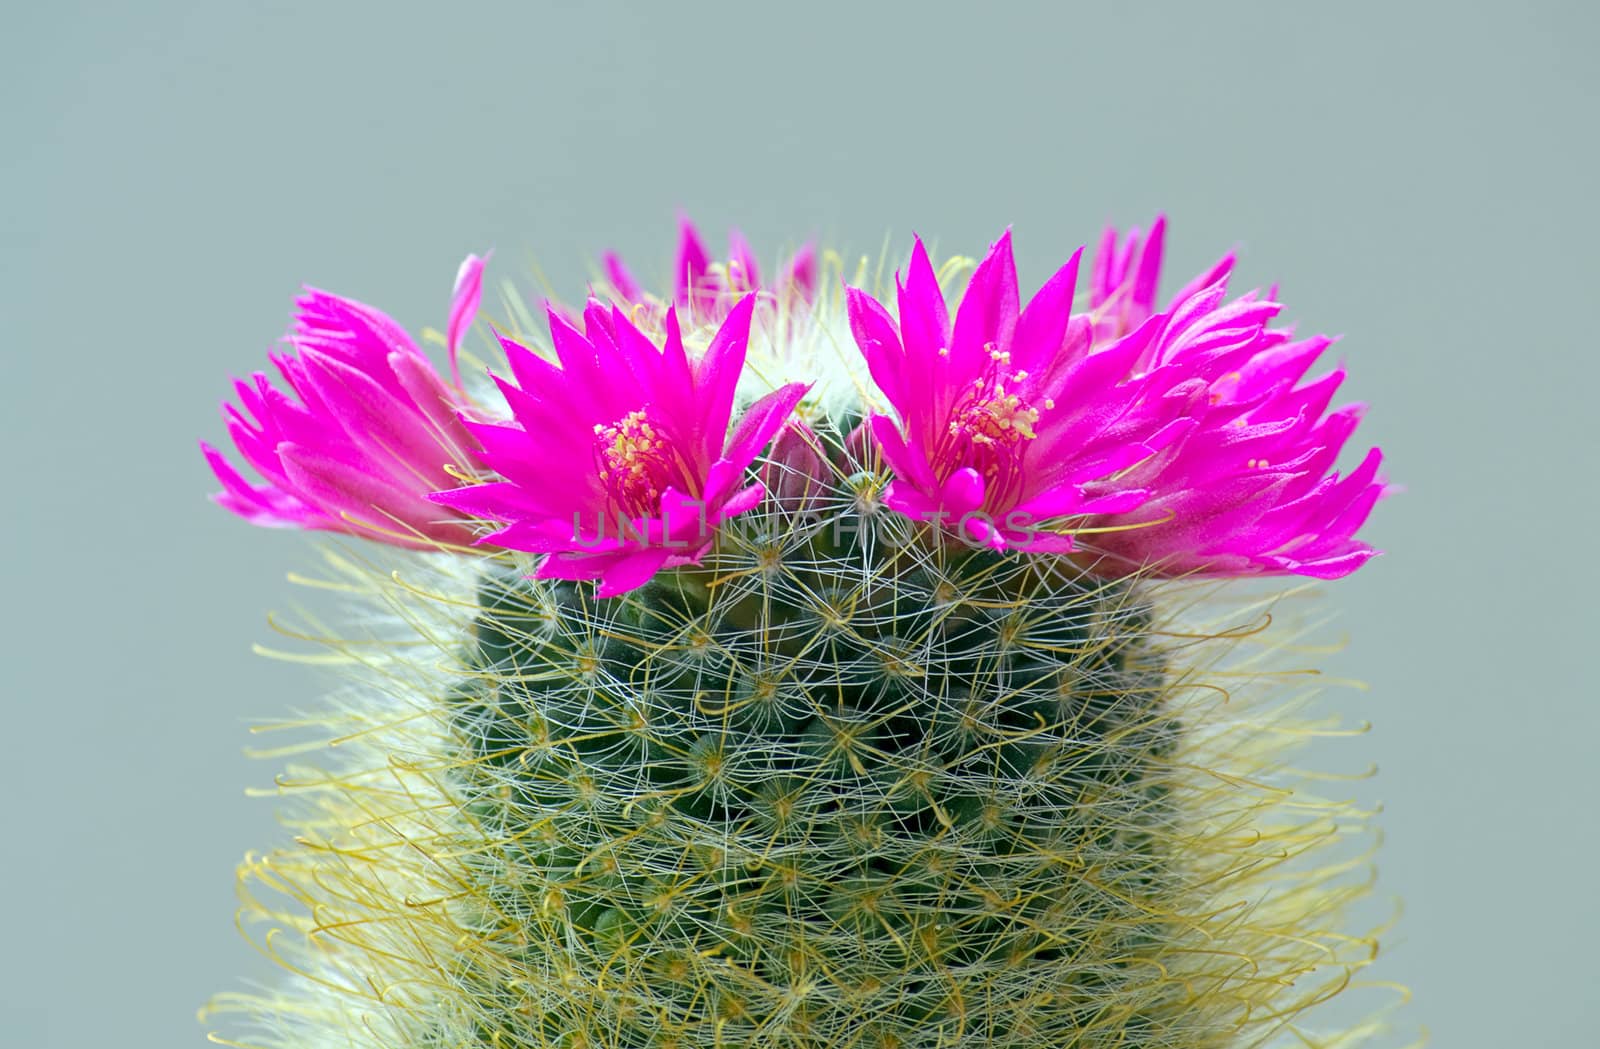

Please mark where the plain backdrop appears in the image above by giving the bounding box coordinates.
[4,2,1596,1046]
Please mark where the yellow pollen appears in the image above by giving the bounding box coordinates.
[951,385,1040,446]
[594,410,670,505]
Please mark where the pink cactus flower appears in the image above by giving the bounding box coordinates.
[849,227,1385,578]
[201,254,489,549]
[601,216,816,328]
[848,232,1183,553]
[431,295,809,597]
[1077,224,1386,579]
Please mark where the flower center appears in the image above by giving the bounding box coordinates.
[594,410,676,511]
[950,381,1040,447]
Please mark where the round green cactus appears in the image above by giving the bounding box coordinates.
[198,220,1396,1048]
[204,465,1383,1049]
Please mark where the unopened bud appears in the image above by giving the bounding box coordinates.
[761,421,831,515]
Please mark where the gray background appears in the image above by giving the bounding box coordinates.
[4,2,1595,1046]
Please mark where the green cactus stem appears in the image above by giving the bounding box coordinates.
[203,453,1384,1048]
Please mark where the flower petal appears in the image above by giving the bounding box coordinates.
[447,252,487,387]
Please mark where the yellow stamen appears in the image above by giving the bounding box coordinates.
[951,384,1040,447]
[594,410,670,507]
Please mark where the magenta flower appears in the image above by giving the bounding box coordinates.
[601,216,816,328]
[848,231,1183,553]
[849,227,1385,578]
[201,254,489,549]
[1077,228,1386,579]
[431,295,809,596]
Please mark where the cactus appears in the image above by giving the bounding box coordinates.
[199,219,1397,1048]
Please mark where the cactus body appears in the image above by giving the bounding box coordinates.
[200,222,1395,1048]
[206,474,1379,1048]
